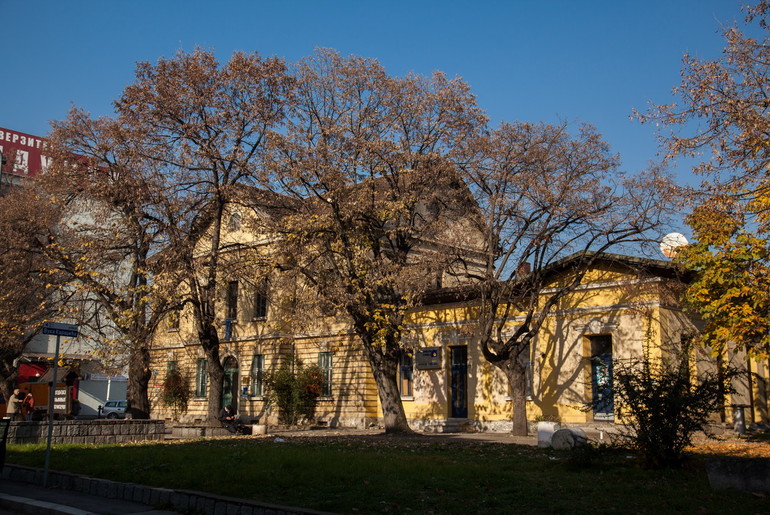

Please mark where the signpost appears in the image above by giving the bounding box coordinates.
[41,321,78,486]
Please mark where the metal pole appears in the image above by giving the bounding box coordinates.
[43,334,61,486]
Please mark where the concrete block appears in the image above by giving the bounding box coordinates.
[171,492,191,511]
[536,421,559,448]
[708,457,770,492]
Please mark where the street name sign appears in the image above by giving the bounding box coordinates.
[42,322,79,337]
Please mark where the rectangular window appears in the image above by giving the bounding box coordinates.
[195,358,207,398]
[400,349,414,397]
[318,352,333,397]
[250,354,265,397]
[253,281,268,320]
[226,280,238,321]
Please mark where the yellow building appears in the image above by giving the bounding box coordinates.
[149,248,770,431]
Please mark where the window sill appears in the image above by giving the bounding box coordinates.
[400,396,415,401]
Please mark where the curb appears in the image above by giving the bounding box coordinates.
[2,464,333,515]
[0,491,94,515]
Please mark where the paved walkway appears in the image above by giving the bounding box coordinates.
[0,477,178,514]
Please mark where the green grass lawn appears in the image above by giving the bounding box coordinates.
[6,435,768,514]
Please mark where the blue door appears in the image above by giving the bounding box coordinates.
[592,353,614,420]
[450,346,468,418]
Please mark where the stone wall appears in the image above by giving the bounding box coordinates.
[5,419,165,445]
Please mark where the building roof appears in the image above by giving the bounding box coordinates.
[419,251,688,306]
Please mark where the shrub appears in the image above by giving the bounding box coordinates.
[265,355,324,425]
[608,354,732,468]
[161,368,191,421]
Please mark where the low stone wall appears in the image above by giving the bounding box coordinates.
[169,425,232,438]
[6,419,165,445]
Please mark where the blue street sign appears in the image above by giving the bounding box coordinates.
[41,322,79,337]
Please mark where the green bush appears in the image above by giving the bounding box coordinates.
[609,354,732,468]
[265,356,324,425]
[161,368,191,420]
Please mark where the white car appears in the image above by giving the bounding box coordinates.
[102,400,127,419]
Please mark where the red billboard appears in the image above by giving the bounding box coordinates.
[0,127,49,178]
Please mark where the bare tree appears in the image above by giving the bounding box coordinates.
[263,49,487,433]
[112,49,293,423]
[456,121,672,435]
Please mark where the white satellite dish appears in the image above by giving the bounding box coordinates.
[660,232,688,258]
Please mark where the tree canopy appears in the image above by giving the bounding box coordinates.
[456,121,672,435]
[640,1,770,357]
[0,186,66,400]
[42,47,673,433]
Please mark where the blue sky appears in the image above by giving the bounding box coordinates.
[0,0,746,188]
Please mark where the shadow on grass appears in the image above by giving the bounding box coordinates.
[6,434,770,514]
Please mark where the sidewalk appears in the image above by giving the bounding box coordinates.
[0,462,333,515]
[0,476,178,514]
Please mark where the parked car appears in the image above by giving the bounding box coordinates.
[101,400,127,419]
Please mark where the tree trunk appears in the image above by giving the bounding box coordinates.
[506,360,529,436]
[201,323,225,425]
[126,344,152,419]
[372,364,412,434]
[360,341,412,434]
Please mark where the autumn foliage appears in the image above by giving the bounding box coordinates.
[36,46,673,433]
[641,1,770,357]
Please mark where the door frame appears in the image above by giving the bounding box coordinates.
[589,335,614,421]
[222,356,239,412]
[449,345,468,419]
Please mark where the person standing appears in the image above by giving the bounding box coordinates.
[5,389,22,421]
[22,390,35,421]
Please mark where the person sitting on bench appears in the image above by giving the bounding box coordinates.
[219,404,240,434]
